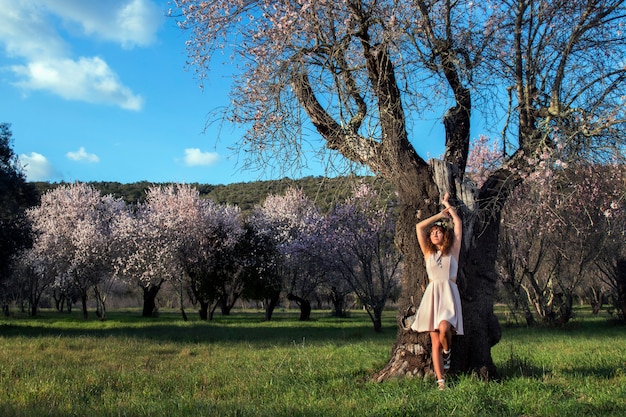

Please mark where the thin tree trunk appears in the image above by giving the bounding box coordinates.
[616,259,626,321]
[330,287,347,317]
[30,297,38,317]
[81,293,88,320]
[372,307,383,333]
[94,286,107,321]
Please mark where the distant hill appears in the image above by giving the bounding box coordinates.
[30,175,396,213]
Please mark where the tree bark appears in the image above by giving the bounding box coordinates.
[329,287,348,318]
[373,161,509,381]
[30,296,38,317]
[369,306,383,333]
[616,259,626,321]
[80,293,88,320]
[287,293,311,321]
[199,300,209,320]
[141,282,162,317]
[264,291,281,321]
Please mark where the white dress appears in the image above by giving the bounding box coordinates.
[411,251,464,335]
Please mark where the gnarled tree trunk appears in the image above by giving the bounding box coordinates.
[373,161,504,382]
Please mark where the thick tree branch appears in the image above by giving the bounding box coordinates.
[291,67,383,168]
[347,2,417,181]
[415,0,470,174]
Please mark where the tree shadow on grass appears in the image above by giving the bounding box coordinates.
[497,347,624,384]
[497,350,550,380]
[0,310,396,347]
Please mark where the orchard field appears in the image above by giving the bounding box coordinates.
[1,307,624,417]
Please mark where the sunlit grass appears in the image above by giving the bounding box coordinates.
[1,308,624,416]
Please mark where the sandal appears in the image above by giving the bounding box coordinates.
[437,379,446,390]
[443,349,451,371]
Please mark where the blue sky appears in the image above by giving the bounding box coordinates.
[0,0,446,185]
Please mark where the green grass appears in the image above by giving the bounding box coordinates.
[0,308,624,417]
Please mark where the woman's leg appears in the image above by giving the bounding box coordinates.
[438,320,452,351]
[438,321,453,371]
[430,331,444,381]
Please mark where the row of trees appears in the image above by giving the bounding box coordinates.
[5,181,402,331]
[31,175,395,213]
[468,136,626,325]
[6,155,623,328]
[498,161,626,325]
[3,115,624,328]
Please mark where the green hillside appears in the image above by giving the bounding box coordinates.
[31,175,396,212]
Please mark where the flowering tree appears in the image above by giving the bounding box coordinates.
[593,164,626,320]
[241,217,283,321]
[322,184,401,332]
[174,0,626,379]
[26,183,124,319]
[113,185,187,317]
[249,188,322,320]
[500,162,625,324]
[267,188,325,320]
[175,187,244,320]
[468,132,626,324]
[8,248,53,316]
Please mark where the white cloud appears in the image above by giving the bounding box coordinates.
[39,0,162,49]
[67,147,100,163]
[18,152,62,181]
[0,1,68,59]
[183,148,220,167]
[0,0,162,110]
[11,57,144,110]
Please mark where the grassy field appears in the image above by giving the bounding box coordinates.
[0,307,624,417]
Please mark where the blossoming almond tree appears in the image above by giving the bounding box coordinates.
[322,183,402,332]
[245,211,284,321]
[10,247,54,317]
[499,162,626,324]
[174,0,626,379]
[175,186,244,320]
[468,137,626,324]
[27,183,124,319]
[112,185,190,317]
[247,188,322,319]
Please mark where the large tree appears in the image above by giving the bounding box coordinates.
[27,183,124,319]
[174,0,626,379]
[175,186,245,320]
[113,185,189,317]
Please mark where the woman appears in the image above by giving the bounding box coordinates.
[411,193,464,390]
